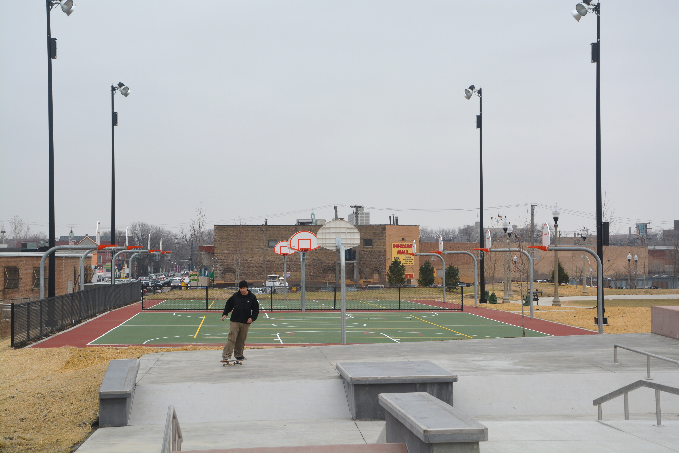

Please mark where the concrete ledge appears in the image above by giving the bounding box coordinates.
[652,306,679,340]
[99,359,140,427]
[379,392,487,453]
[336,361,457,421]
[181,445,408,453]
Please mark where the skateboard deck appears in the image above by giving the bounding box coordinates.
[221,359,243,366]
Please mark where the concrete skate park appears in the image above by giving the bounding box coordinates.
[77,327,679,452]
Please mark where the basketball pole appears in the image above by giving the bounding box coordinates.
[338,237,346,345]
[300,252,306,312]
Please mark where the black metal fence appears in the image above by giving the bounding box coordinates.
[10,282,142,348]
[141,285,467,312]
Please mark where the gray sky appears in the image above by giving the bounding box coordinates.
[1,0,678,239]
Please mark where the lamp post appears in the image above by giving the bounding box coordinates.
[627,252,632,289]
[45,0,75,298]
[571,0,605,317]
[111,82,130,246]
[552,205,561,306]
[507,224,513,298]
[464,85,485,303]
[581,227,588,293]
[634,254,638,289]
[512,254,518,298]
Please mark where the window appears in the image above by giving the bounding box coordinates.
[33,268,40,289]
[268,239,278,247]
[4,267,20,289]
[363,239,373,247]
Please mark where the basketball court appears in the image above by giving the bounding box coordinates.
[87,310,548,346]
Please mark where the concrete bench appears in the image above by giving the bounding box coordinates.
[336,361,457,421]
[652,306,679,340]
[379,392,487,453]
[99,359,140,427]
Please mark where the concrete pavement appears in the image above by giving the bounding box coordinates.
[76,333,679,452]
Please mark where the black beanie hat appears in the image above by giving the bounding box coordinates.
[238,280,248,288]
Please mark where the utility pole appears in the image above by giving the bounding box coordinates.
[350,205,363,285]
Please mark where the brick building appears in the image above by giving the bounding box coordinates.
[214,224,420,287]
[0,253,85,301]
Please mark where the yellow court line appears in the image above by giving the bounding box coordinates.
[409,315,473,339]
[194,316,206,338]
[359,300,388,309]
[209,300,215,309]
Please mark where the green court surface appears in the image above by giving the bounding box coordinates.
[89,311,547,346]
[142,298,460,311]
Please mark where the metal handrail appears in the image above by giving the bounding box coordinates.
[614,344,679,380]
[593,380,679,426]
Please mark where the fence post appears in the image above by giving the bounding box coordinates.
[10,302,14,348]
[40,299,44,337]
[270,288,273,311]
[461,286,464,312]
[334,285,337,310]
[206,286,209,310]
[398,286,401,310]
[26,300,30,344]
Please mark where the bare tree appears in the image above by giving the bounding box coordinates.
[7,216,46,243]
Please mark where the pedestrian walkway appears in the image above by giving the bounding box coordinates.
[521,293,679,307]
[76,333,679,452]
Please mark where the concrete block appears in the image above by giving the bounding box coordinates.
[379,392,487,453]
[99,359,140,427]
[651,306,679,340]
[336,361,457,421]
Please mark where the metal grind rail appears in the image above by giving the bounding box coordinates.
[614,344,679,380]
[593,380,679,426]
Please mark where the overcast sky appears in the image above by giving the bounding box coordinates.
[1,0,678,240]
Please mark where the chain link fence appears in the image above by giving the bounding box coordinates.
[10,282,141,348]
[142,285,467,311]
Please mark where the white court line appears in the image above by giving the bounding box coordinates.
[380,333,400,343]
[87,312,141,345]
[275,333,283,344]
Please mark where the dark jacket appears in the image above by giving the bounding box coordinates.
[223,290,259,323]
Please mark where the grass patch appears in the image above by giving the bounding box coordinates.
[567,299,679,308]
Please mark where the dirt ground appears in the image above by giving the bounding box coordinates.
[1,285,678,453]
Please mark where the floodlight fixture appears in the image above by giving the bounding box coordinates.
[60,0,75,16]
[502,220,509,233]
[507,224,513,236]
[627,252,632,263]
[464,89,472,100]
[576,4,588,17]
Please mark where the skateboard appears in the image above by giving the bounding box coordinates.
[221,359,243,366]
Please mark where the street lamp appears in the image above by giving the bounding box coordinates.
[634,254,638,289]
[512,254,518,298]
[571,0,605,319]
[464,84,485,303]
[46,0,75,298]
[552,204,561,306]
[627,252,632,289]
[111,82,131,246]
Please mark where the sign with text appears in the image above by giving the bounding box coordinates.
[391,242,414,266]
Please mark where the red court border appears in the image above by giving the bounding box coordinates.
[31,301,595,348]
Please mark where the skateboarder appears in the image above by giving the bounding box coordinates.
[222,280,259,362]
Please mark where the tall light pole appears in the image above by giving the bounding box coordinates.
[464,85,485,303]
[627,252,632,289]
[634,254,638,289]
[552,205,561,306]
[46,0,75,298]
[111,82,130,246]
[581,227,588,293]
[572,0,605,317]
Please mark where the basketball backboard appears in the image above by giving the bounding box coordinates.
[274,241,296,256]
[316,219,360,250]
[289,231,319,252]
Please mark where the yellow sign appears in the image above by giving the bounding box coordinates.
[391,242,414,266]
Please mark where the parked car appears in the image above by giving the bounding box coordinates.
[170,277,182,288]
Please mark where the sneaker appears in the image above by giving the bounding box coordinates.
[235,356,246,361]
